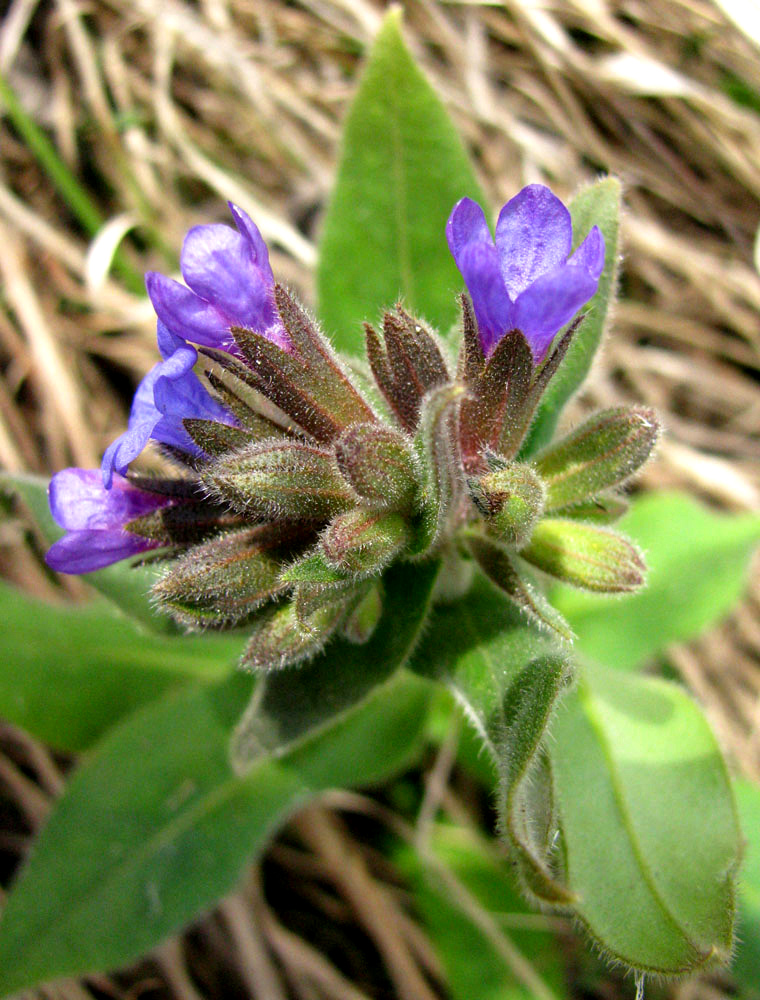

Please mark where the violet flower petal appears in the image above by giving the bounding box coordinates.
[568,224,605,279]
[50,469,170,531]
[446,197,493,261]
[457,242,513,356]
[180,220,278,333]
[101,370,164,488]
[146,271,235,351]
[511,263,598,361]
[45,530,158,574]
[495,185,572,299]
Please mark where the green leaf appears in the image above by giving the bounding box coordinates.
[0,581,241,751]
[394,824,568,1000]
[552,491,760,670]
[1,472,177,633]
[317,8,484,353]
[0,669,431,996]
[732,779,760,997]
[522,178,621,456]
[231,559,440,765]
[409,575,573,904]
[551,662,740,975]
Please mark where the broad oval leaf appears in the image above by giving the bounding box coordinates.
[552,491,760,670]
[409,575,573,904]
[0,669,431,997]
[0,582,240,751]
[521,178,621,457]
[551,662,740,975]
[317,8,484,353]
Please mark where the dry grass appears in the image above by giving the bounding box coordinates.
[1,0,760,997]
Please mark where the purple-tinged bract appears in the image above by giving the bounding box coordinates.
[46,469,176,573]
[446,185,605,360]
[145,203,289,355]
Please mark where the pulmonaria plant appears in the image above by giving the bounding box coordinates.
[47,187,658,661]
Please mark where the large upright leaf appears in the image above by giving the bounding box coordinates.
[2,472,175,633]
[317,9,484,353]
[551,662,740,975]
[553,492,760,670]
[232,559,440,764]
[522,179,621,456]
[0,582,241,751]
[0,669,431,997]
[409,575,573,904]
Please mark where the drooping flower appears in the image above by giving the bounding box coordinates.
[45,469,177,573]
[145,203,289,355]
[101,323,234,488]
[446,185,605,359]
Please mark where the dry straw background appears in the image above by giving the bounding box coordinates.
[1,1,760,998]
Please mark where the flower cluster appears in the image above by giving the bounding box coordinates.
[46,188,658,664]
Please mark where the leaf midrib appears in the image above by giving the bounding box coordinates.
[576,677,706,963]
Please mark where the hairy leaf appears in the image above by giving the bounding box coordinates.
[0,670,431,996]
[551,662,740,974]
[0,582,239,751]
[409,575,573,904]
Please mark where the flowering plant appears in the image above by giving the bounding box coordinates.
[0,11,754,1000]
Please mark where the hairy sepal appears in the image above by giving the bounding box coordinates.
[465,532,573,642]
[232,285,375,443]
[469,460,545,550]
[409,383,466,555]
[364,305,450,433]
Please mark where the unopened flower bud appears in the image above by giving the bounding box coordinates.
[334,424,418,511]
[152,526,288,628]
[202,440,353,521]
[521,518,646,593]
[535,406,660,513]
[241,603,315,671]
[470,461,545,549]
[321,509,411,577]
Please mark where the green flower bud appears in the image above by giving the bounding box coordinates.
[202,439,353,521]
[240,600,337,672]
[334,423,418,510]
[321,509,411,577]
[470,461,545,550]
[535,406,660,512]
[152,526,288,628]
[521,518,646,593]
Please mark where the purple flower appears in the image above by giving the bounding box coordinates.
[447,185,605,359]
[145,203,289,354]
[101,322,234,488]
[45,469,175,574]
